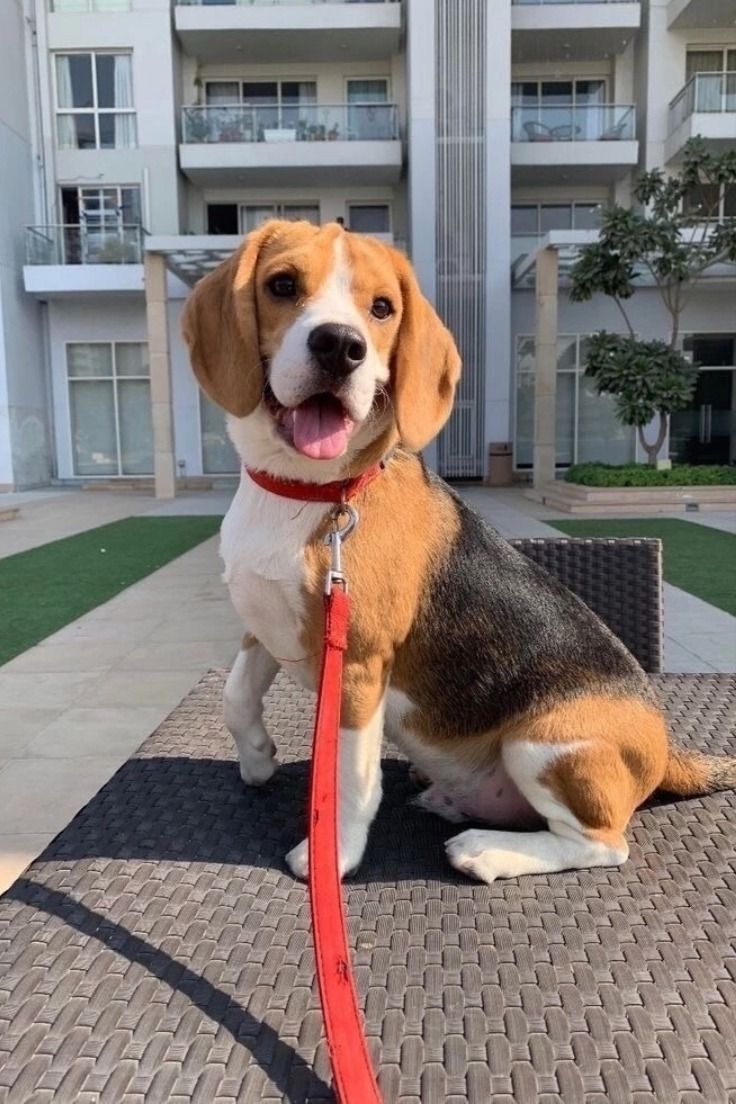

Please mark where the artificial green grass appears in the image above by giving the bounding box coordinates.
[552,518,736,617]
[0,515,222,667]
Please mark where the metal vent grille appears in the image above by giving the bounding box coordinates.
[435,0,486,480]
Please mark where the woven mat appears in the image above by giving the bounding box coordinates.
[1,672,736,1104]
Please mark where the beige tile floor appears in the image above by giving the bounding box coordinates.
[0,509,241,893]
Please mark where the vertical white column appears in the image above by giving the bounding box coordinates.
[406,0,439,470]
[145,252,177,500]
[484,1,512,464]
[533,245,559,490]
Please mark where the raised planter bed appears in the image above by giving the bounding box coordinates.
[527,480,736,515]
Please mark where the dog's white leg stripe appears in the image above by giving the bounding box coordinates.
[287,697,385,879]
[445,825,628,884]
[224,643,279,785]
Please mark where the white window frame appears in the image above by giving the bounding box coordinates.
[346,201,392,236]
[344,77,391,102]
[513,332,635,471]
[203,78,317,107]
[511,201,603,237]
[65,339,151,478]
[239,202,320,233]
[510,77,609,104]
[53,50,136,151]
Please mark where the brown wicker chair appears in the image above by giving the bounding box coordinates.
[511,536,663,673]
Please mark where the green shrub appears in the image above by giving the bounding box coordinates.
[564,463,736,487]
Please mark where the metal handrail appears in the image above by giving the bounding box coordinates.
[511,103,636,142]
[669,71,736,132]
[181,102,400,143]
[25,224,144,265]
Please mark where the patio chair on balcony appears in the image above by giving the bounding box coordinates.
[522,120,581,142]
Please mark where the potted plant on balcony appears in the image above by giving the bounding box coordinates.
[327,124,339,141]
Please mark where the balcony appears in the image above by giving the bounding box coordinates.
[667,73,736,161]
[174,0,401,64]
[23,225,144,298]
[179,103,402,186]
[511,1,640,63]
[667,0,736,28]
[511,104,638,184]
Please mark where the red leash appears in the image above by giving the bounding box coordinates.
[246,466,383,1102]
[308,581,381,1104]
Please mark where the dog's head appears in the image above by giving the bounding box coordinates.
[182,219,460,478]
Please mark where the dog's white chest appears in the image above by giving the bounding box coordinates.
[220,478,327,687]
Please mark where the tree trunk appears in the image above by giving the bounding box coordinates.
[637,412,669,466]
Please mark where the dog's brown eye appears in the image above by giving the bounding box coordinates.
[370,297,393,320]
[268,274,297,298]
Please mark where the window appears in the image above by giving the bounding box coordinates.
[206,203,320,235]
[67,342,152,476]
[200,395,239,474]
[346,79,390,140]
[512,78,608,140]
[514,334,635,470]
[60,185,142,263]
[686,48,736,80]
[683,182,736,221]
[55,53,136,149]
[347,204,391,234]
[205,79,316,134]
[511,202,602,237]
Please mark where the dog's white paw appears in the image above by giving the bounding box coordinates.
[445,829,502,885]
[285,835,366,881]
[286,838,310,880]
[235,724,277,786]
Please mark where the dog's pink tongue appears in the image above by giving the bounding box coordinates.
[291,396,352,460]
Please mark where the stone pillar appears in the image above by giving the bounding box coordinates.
[533,245,559,490]
[144,252,177,499]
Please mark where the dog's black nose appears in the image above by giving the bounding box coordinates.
[308,323,367,378]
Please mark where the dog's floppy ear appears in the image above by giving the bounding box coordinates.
[391,251,461,452]
[182,221,277,417]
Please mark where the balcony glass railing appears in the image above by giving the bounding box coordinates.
[25,225,144,265]
[181,103,399,143]
[512,1,633,4]
[511,104,635,142]
[50,0,130,9]
[669,72,736,133]
[178,0,397,5]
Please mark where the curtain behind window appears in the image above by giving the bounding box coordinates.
[113,55,136,148]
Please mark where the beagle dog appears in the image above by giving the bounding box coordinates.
[183,219,735,885]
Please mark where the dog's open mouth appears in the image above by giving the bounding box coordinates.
[265,387,356,461]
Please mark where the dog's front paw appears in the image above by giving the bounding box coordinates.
[285,836,365,881]
[445,829,501,885]
[236,724,277,786]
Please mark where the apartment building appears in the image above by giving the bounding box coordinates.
[2,0,735,492]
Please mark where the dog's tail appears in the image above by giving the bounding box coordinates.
[661,745,736,797]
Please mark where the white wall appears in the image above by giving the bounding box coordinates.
[0,0,50,489]
[42,0,181,233]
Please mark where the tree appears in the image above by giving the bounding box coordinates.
[569,139,736,464]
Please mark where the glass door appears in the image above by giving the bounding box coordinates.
[670,335,736,464]
[347,79,388,140]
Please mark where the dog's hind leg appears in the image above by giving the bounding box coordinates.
[445,695,665,885]
[224,634,279,786]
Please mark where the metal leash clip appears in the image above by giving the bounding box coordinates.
[323,503,358,595]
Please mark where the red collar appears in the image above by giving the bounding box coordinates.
[245,462,383,503]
